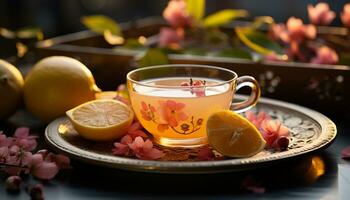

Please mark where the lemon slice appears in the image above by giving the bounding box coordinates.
[207,110,266,158]
[66,99,134,141]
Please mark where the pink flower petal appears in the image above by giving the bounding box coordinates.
[31,161,59,180]
[311,46,338,65]
[28,154,44,168]
[167,116,178,127]
[0,146,10,160]
[143,139,154,151]
[52,154,71,169]
[120,135,133,145]
[128,122,142,132]
[341,145,350,159]
[163,0,192,27]
[197,147,215,161]
[342,4,350,28]
[0,132,13,147]
[112,143,129,156]
[141,148,163,160]
[141,101,148,111]
[14,127,30,138]
[175,102,186,111]
[157,124,169,132]
[128,130,148,139]
[177,112,188,121]
[166,100,177,110]
[308,3,335,25]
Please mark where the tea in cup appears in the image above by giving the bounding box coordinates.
[127,65,260,148]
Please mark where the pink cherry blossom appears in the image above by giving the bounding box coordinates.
[159,27,183,48]
[269,23,290,43]
[158,100,188,131]
[261,120,290,149]
[270,17,316,44]
[0,131,12,147]
[163,0,192,28]
[311,46,339,65]
[180,79,206,97]
[28,154,59,180]
[245,111,271,130]
[287,17,316,43]
[36,150,71,170]
[13,127,37,151]
[127,122,148,139]
[341,4,350,28]
[112,135,133,156]
[128,137,163,160]
[197,147,215,161]
[308,3,335,25]
[5,175,21,191]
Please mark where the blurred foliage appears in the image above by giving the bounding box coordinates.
[137,48,169,67]
[235,27,283,55]
[186,0,205,21]
[0,27,43,58]
[203,9,248,28]
[215,48,252,59]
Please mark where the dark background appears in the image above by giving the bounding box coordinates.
[0,0,348,57]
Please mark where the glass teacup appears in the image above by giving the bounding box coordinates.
[127,64,260,148]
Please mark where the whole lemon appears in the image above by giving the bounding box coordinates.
[0,60,24,121]
[24,56,101,122]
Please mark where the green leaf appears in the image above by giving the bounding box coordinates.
[186,0,205,21]
[235,27,283,55]
[16,27,44,40]
[81,15,122,36]
[216,48,252,59]
[183,48,207,56]
[123,38,145,49]
[137,48,169,67]
[204,9,248,27]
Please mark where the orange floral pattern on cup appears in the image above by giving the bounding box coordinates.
[140,100,203,135]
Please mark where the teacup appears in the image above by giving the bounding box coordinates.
[127,64,260,148]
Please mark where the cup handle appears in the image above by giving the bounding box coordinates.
[231,76,261,113]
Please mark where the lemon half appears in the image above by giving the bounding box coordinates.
[66,99,134,141]
[207,110,266,158]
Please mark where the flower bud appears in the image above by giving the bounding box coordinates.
[5,175,21,192]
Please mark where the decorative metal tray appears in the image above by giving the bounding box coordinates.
[45,96,336,174]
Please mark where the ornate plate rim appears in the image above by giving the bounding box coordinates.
[45,95,337,173]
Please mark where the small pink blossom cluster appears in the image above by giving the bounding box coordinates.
[341,4,350,28]
[246,111,290,150]
[268,16,338,64]
[180,78,206,97]
[307,3,335,26]
[112,122,163,160]
[1,127,70,198]
[307,2,350,28]
[160,0,192,48]
[267,2,350,65]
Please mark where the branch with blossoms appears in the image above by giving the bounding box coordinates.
[0,127,70,199]
[265,2,350,65]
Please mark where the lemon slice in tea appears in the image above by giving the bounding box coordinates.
[66,99,134,141]
[207,110,266,158]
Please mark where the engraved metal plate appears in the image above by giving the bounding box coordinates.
[45,95,336,173]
